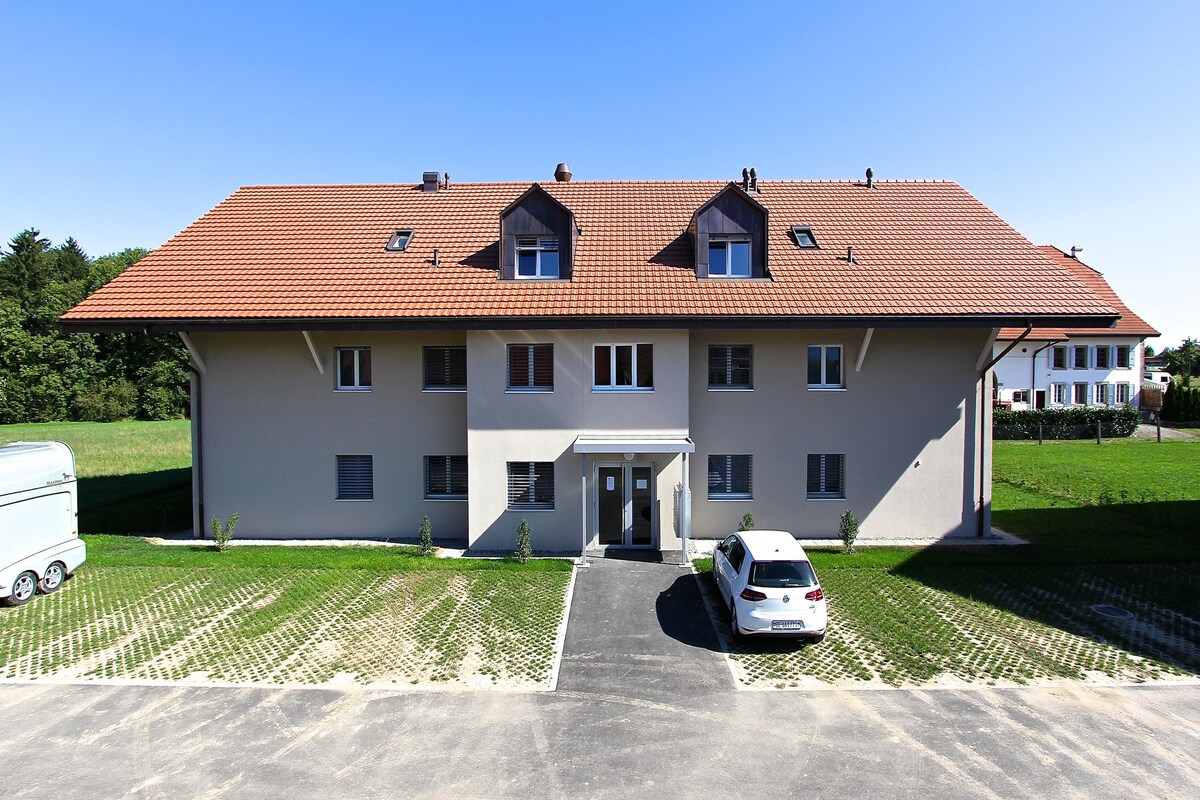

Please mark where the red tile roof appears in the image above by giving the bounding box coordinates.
[62,181,1119,329]
[998,246,1157,340]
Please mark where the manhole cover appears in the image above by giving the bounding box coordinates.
[1090,604,1134,620]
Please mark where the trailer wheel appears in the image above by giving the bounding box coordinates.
[39,562,66,593]
[8,571,37,605]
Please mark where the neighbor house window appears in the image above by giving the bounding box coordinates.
[1073,346,1089,369]
[507,344,553,391]
[807,345,843,388]
[708,237,751,277]
[1116,383,1131,404]
[507,462,554,510]
[1051,346,1067,370]
[594,344,653,390]
[708,345,753,389]
[336,455,373,501]
[1095,383,1111,405]
[1095,346,1110,369]
[336,348,372,391]
[424,455,467,500]
[1052,383,1067,405]
[1012,389,1029,404]
[1115,346,1131,369]
[424,346,466,390]
[1073,382,1088,405]
[806,454,845,499]
[708,455,752,500]
[516,236,560,278]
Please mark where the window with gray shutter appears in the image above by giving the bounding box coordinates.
[507,344,554,390]
[506,462,554,510]
[708,345,753,389]
[806,454,845,499]
[424,455,467,499]
[708,454,752,499]
[423,346,467,390]
[336,455,374,500]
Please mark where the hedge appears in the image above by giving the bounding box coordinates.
[1162,381,1200,422]
[992,406,1139,440]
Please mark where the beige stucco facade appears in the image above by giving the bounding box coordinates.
[186,326,993,550]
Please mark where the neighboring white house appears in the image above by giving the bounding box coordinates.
[993,246,1158,411]
[62,170,1119,552]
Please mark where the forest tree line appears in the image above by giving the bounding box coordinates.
[0,229,189,423]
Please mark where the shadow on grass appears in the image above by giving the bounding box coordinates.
[79,468,192,535]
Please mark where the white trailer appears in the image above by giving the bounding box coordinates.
[0,441,86,605]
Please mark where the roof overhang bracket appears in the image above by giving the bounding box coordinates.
[975,328,1003,372]
[178,332,206,375]
[301,331,324,374]
[855,328,874,373]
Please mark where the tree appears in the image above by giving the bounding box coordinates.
[0,228,52,308]
[1160,338,1199,379]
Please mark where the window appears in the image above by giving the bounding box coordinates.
[791,226,818,248]
[1052,383,1067,405]
[516,236,560,278]
[1073,346,1089,369]
[336,455,373,500]
[1116,383,1131,404]
[423,346,466,390]
[1095,346,1110,369]
[385,229,414,251]
[1073,382,1088,405]
[806,454,845,499]
[1052,346,1067,370]
[1095,383,1110,405]
[424,455,467,500]
[507,344,553,391]
[336,348,371,391]
[708,455,752,500]
[507,462,554,510]
[807,345,843,388]
[593,344,653,390]
[708,345,753,389]
[1116,346,1131,369]
[1012,389,1029,404]
[708,237,751,277]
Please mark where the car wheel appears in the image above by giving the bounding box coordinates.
[39,562,66,593]
[8,571,37,606]
[730,602,744,642]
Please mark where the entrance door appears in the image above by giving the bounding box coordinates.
[1034,389,1046,410]
[596,463,655,547]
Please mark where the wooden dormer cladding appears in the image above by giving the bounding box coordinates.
[690,183,770,278]
[499,184,578,280]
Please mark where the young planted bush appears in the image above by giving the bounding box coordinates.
[839,509,859,554]
[210,512,239,552]
[738,513,755,532]
[418,514,434,556]
[514,519,533,564]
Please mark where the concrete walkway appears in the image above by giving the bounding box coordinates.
[556,553,730,701]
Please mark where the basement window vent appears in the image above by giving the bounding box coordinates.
[385,229,414,252]
[791,226,819,248]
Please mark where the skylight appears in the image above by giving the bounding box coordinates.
[791,226,818,248]
[385,229,414,251]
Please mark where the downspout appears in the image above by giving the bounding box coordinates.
[1029,340,1063,409]
[186,362,204,539]
[978,325,1032,537]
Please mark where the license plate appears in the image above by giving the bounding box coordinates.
[771,620,805,630]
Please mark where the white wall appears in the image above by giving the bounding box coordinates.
[993,338,1145,408]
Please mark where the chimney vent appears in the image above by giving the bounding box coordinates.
[432,248,440,267]
[1069,246,1084,259]
[443,172,450,190]
[554,162,572,182]
[750,167,758,192]
[847,246,856,264]
[422,171,440,193]
[741,167,750,191]
[866,168,874,189]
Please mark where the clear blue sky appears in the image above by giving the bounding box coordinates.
[2,1,1195,346]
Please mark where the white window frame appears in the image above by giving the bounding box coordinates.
[708,344,753,390]
[1073,382,1088,405]
[506,343,554,392]
[1095,383,1111,406]
[807,453,846,500]
[1052,383,1067,405]
[707,454,752,500]
[506,461,555,510]
[515,236,560,279]
[1116,383,1131,404]
[708,236,752,278]
[807,344,844,390]
[335,347,371,391]
[593,343,654,392]
[424,455,467,501]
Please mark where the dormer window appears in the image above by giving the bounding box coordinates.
[791,226,818,248]
[708,237,751,278]
[385,229,414,251]
[517,236,560,278]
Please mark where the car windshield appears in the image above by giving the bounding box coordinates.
[749,560,817,588]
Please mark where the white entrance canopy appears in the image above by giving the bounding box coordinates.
[572,434,695,454]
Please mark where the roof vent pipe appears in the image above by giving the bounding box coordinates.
[554,162,572,182]
[442,172,450,190]
[750,167,758,192]
[432,248,440,267]
[1070,246,1084,259]
[847,246,856,264]
[742,168,750,191]
[422,171,439,192]
[866,168,874,189]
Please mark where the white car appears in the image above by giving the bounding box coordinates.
[712,530,827,642]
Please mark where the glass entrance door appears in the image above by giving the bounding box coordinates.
[595,463,655,548]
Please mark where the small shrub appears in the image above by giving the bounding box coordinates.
[738,513,755,532]
[418,514,434,555]
[210,512,239,552]
[839,509,859,554]
[514,519,533,564]
[73,379,138,422]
